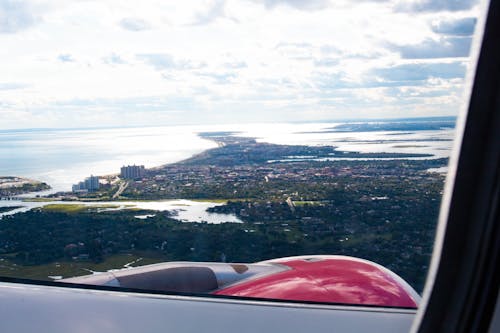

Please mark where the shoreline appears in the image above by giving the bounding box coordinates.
[0,198,243,224]
[1,122,453,198]
[0,176,51,198]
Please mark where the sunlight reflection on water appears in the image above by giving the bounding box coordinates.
[0,121,455,192]
[0,199,242,224]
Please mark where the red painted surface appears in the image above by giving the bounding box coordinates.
[214,257,419,308]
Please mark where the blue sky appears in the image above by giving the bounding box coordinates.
[0,0,482,129]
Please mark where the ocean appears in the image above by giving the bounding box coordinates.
[0,118,456,192]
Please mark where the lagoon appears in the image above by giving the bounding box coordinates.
[0,199,242,223]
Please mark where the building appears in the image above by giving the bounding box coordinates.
[120,165,145,179]
[72,175,100,192]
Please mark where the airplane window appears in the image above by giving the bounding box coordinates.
[0,0,481,311]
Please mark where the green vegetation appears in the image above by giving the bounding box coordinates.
[0,134,448,292]
[0,176,51,197]
[42,204,121,213]
[0,253,164,280]
[0,169,443,292]
[42,204,88,213]
[23,198,56,202]
[0,206,23,214]
[293,201,324,206]
[191,199,229,204]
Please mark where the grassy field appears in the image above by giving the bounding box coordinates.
[42,204,121,213]
[189,199,229,203]
[23,197,56,202]
[191,198,253,204]
[0,253,164,281]
[293,200,325,206]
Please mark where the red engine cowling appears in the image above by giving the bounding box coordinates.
[61,255,420,308]
[215,255,420,308]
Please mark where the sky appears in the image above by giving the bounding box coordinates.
[0,0,482,129]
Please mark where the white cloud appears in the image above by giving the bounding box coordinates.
[258,0,332,11]
[390,37,473,59]
[191,0,228,25]
[395,0,479,12]
[0,82,29,90]
[431,17,477,35]
[119,17,152,31]
[0,0,481,129]
[103,53,126,65]
[58,54,75,62]
[0,0,41,33]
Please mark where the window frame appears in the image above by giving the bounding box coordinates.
[412,0,500,331]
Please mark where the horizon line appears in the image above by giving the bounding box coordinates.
[0,115,457,133]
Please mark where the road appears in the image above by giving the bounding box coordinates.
[112,181,129,199]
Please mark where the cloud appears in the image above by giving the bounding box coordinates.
[103,53,126,65]
[58,54,75,63]
[384,86,459,99]
[258,0,331,11]
[431,17,477,35]
[0,82,29,90]
[314,57,339,67]
[312,72,350,90]
[0,0,40,33]
[196,71,237,84]
[51,96,197,113]
[320,44,341,55]
[223,61,247,69]
[137,53,206,70]
[119,17,151,31]
[191,0,228,25]
[396,0,478,12]
[0,0,477,126]
[137,54,175,69]
[391,37,472,59]
[372,62,466,81]
[315,72,416,91]
[315,62,466,92]
[275,42,313,60]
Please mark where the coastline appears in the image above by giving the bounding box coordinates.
[0,176,51,198]
[0,121,454,198]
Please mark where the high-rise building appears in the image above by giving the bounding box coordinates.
[120,165,145,179]
[72,175,99,192]
[85,175,100,191]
